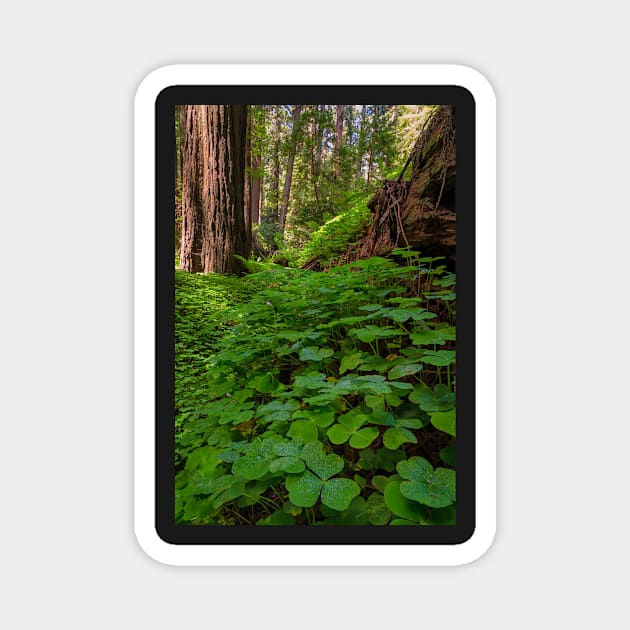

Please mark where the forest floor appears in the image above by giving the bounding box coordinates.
[174,256,457,526]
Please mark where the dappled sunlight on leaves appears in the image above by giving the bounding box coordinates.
[175,253,456,526]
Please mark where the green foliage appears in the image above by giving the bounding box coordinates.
[253,222,282,253]
[397,456,456,508]
[234,254,286,275]
[268,105,399,250]
[296,191,372,267]
[394,105,438,165]
[175,252,456,525]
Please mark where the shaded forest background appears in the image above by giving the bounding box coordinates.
[173,103,458,526]
[175,104,450,273]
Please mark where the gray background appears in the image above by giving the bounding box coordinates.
[1,1,627,627]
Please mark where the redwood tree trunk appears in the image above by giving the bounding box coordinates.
[174,105,185,256]
[279,104,302,232]
[180,105,248,274]
[179,106,206,272]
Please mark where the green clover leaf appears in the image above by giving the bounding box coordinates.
[292,406,336,427]
[388,363,423,380]
[287,419,319,443]
[420,350,456,366]
[320,496,369,524]
[301,442,344,480]
[231,452,272,480]
[383,480,426,522]
[349,427,379,449]
[351,325,398,343]
[268,456,305,474]
[327,413,376,448]
[429,409,456,436]
[320,478,361,511]
[366,492,391,525]
[284,442,361,510]
[339,352,367,374]
[253,372,282,394]
[273,438,304,457]
[383,426,418,450]
[285,470,322,507]
[230,437,286,480]
[408,383,455,412]
[299,346,334,362]
[397,456,456,508]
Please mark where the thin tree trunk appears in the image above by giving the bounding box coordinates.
[365,105,378,183]
[310,108,322,220]
[314,105,324,173]
[335,104,344,178]
[366,131,374,183]
[249,106,263,226]
[355,105,367,179]
[250,153,262,224]
[270,105,281,224]
[279,104,302,233]
[244,110,252,246]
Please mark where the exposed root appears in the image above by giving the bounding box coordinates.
[303,105,457,271]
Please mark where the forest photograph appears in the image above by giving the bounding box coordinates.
[174,102,458,527]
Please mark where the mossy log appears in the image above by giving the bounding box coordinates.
[330,105,456,269]
[400,105,456,261]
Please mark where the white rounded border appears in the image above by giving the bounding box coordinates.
[134,64,496,566]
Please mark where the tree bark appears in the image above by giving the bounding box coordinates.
[355,105,367,179]
[249,106,263,226]
[366,106,375,183]
[179,106,206,272]
[270,105,281,224]
[335,104,344,178]
[400,105,456,259]
[314,105,324,173]
[310,107,322,219]
[250,152,262,225]
[244,111,252,246]
[279,104,302,232]
[180,105,249,274]
[339,105,456,267]
[174,105,184,256]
